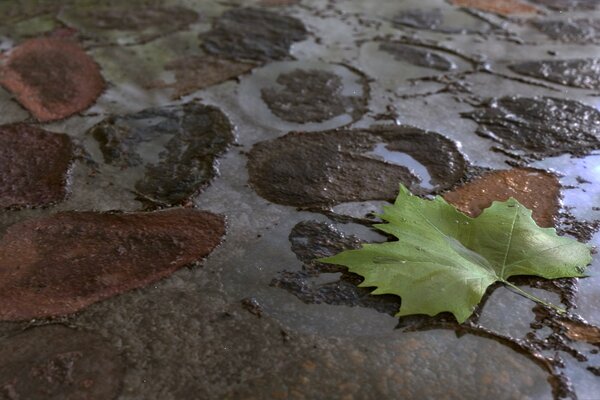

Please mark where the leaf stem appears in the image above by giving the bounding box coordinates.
[501,280,566,314]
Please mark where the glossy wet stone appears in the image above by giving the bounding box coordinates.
[59,4,199,45]
[0,325,124,400]
[60,1,198,36]
[0,37,105,122]
[390,7,489,34]
[0,123,72,209]
[153,55,255,99]
[392,8,444,30]
[530,0,597,11]
[201,7,307,62]
[378,41,455,71]
[247,126,466,208]
[260,68,368,123]
[228,329,551,400]
[558,319,600,345]
[561,219,600,242]
[76,286,553,400]
[89,101,233,206]
[509,59,600,90]
[450,0,538,15]
[443,168,561,228]
[272,221,401,315]
[0,0,598,399]
[0,209,225,320]
[533,19,600,43]
[463,96,600,158]
[239,61,369,131]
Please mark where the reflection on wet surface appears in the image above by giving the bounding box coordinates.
[367,143,435,190]
[87,101,234,206]
[0,0,600,399]
[533,19,600,44]
[510,59,600,90]
[463,96,600,158]
[247,127,465,207]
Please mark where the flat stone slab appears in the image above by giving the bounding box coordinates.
[59,4,199,45]
[201,7,307,62]
[260,68,368,123]
[463,96,600,158]
[0,209,225,320]
[0,123,73,209]
[152,55,255,99]
[0,37,105,121]
[0,325,125,400]
[248,126,466,207]
[444,168,561,228]
[533,19,600,43]
[530,0,597,10]
[509,58,600,89]
[88,101,234,206]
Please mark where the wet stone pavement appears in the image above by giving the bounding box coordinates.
[1,0,600,399]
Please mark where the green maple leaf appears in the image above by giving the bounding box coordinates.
[320,185,592,323]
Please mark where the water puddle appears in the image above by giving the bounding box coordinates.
[367,143,435,190]
[532,153,600,221]
[359,41,471,89]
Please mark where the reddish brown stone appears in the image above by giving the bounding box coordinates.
[0,123,73,209]
[443,168,560,228]
[0,209,225,320]
[451,0,539,15]
[0,325,124,400]
[0,37,105,122]
[149,55,255,99]
[558,319,600,345]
